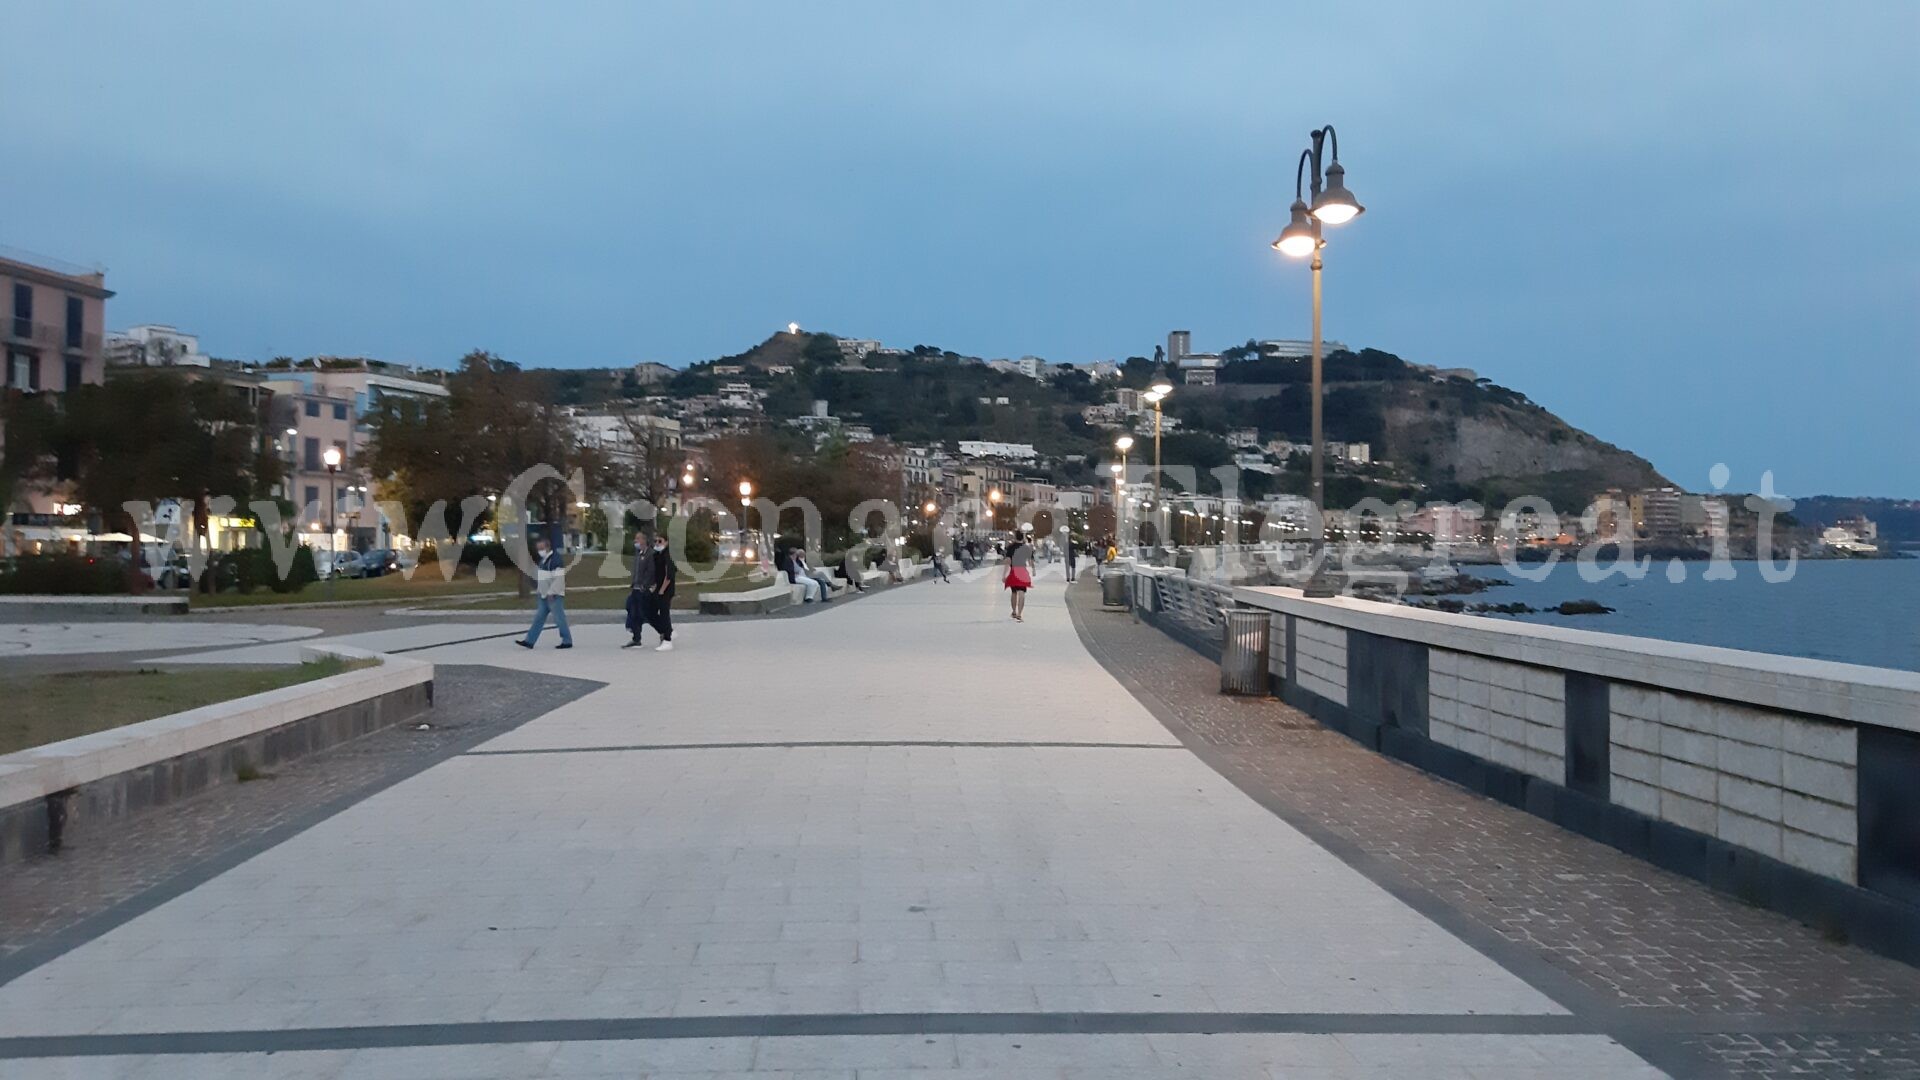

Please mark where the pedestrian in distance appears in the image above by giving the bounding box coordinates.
[930,546,951,582]
[643,531,676,651]
[1064,536,1078,583]
[517,532,572,650]
[1004,527,1033,622]
[623,534,653,648]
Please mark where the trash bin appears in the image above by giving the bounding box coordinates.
[1219,607,1270,695]
[1101,568,1128,607]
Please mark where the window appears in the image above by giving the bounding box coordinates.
[304,400,320,417]
[304,486,319,513]
[332,403,347,420]
[65,359,84,390]
[64,297,82,348]
[10,284,29,338]
[7,351,31,389]
[303,437,320,471]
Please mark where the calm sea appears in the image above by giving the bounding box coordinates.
[1457,555,1920,673]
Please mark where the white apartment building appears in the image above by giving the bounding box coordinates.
[957,440,1038,462]
[104,323,212,368]
[1261,338,1350,358]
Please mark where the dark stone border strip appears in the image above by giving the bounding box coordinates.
[0,667,606,993]
[466,740,1185,756]
[0,1011,1601,1058]
[1064,594,1712,1080]
[17,1007,1920,1060]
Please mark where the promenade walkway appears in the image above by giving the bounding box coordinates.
[0,574,1875,1077]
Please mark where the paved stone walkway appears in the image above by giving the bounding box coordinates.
[0,576,1908,1075]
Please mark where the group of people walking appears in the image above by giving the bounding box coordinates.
[516,526,1122,647]
[516,531,675,651]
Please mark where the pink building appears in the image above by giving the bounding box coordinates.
[2,249,111,394]
[2,248,112,553]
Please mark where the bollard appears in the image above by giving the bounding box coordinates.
[1219,608,1270,695]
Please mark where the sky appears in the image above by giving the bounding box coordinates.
[5,2,1916,497]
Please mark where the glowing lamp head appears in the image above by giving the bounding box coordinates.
[1109,463,1123,476]
[1309,162,1363,225]
[1149,379,1174,397]
[322,446,342,469]
[1143,389,1165,405]
[737,480,753,497]
[1115,435,1134,451]
[1272,199,1318,258]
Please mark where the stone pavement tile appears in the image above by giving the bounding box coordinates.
[1682,1032,1920,1078]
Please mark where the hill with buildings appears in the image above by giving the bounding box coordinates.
[603,332,1667,511]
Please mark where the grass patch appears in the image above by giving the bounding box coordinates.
[0,656,376,756]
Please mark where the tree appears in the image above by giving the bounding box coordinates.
[368,350,604,593]
[0,392,62,555]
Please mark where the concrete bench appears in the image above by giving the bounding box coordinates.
[699,581,795,616]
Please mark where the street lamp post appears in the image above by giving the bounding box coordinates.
[322,446,342,597]
[737,480,753,561]
[1113,435,1134,545]
[1145,379,1172,548]
[1273,124,1364,592]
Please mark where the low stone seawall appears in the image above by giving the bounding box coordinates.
[1123,563,1920,966]
[0,646,433,864]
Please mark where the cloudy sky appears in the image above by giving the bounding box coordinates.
[6,2,1916,496]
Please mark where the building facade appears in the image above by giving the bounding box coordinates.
[2,249,113,553]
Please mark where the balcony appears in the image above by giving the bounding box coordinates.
[4,320,100,354]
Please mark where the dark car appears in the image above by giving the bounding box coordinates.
[358,548,400,577]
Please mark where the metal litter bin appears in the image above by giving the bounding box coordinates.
[1219,607,1271,695]
[1101,568,1128,607]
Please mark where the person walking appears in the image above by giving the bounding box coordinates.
[517,532,572,650]
[1004,527,1033,622]
[633,530,664,641]
[642,531,676,651]
[930,546,951,583]
[1064,536,1078,583]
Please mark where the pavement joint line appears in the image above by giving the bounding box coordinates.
[11,1009,1920,1060]
[464,740,1187,755]
[0,666,607,993]
[1062,583,1723,1079]
[0,1011,1606,1058]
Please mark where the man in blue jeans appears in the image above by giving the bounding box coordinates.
[516,533,572,650]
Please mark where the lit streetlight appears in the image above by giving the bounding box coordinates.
[322,445,343,594]
[1144,383,1171,546]
[737,480,754,559]
[1273,124,1363,592]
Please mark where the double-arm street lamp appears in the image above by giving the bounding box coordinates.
[1273,124,1364,588]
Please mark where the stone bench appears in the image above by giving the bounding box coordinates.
[699,581,795,616]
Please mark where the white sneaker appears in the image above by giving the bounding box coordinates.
[655,641,674,652]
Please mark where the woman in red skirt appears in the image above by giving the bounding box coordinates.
[1004,527,1034,621]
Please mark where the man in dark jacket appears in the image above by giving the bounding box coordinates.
[643,531,676,651]
[623,535,654,649]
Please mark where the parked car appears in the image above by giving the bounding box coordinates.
[327,551,364,579]
[359,548,400,577]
